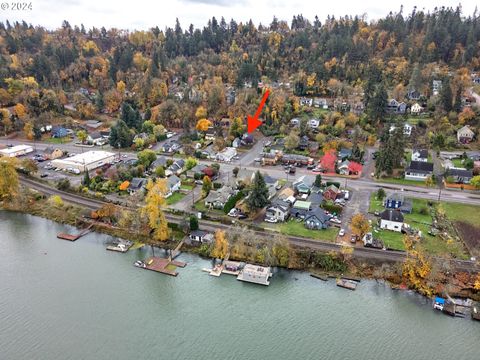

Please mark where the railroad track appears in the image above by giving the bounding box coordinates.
[19,176,478,271]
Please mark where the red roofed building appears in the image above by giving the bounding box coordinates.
[319,150,337,173]
[348,161,363,175]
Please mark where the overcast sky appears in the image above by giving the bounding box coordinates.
[1,0,477,31]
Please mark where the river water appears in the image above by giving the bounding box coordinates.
[0,211,478,360]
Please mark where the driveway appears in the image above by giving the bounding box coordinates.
[338,189,372,242]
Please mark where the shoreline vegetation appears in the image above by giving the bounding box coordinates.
[2,187,480,302]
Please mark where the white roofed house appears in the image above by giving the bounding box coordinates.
[457,125,475,144]
[308,118,320,129]
[216,147,237,162]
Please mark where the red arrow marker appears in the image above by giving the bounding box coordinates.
[247,89,270,133]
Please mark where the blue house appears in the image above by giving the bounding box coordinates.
[51,126,68,138]
[384,192,412,213]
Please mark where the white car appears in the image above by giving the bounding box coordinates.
[338,229,345,236]
[330,218,342,224]
[228,208,238,217]
[264,217,278,223]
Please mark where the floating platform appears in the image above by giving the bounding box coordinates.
[57,224,94,241]
[336,278,357,290]
[310,273,328,281]
[237,264,272,286]
[135,257,186,276]
[106,240,133,253]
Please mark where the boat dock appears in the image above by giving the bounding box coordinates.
[310,272,328,281]
[57,224,94,241]
[135,257,186,276]
[106,239,133,253]
[336,278,357,290]
[203,260,243,277]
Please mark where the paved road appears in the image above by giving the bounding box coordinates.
[18,176,479,271]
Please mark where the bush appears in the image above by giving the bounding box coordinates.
[56,178,71,191]
[325,181,341,188]
[223,191,245,214]
[312,253,347,272]
[419,207,429,215]
[322,203,343,215]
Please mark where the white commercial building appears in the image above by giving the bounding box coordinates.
[51,150,115,172]
[0,144,34,157]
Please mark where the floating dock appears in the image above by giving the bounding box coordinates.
[237,264,272,286]
[106,240,133,253]
[135,257,186,276]
[336,278,357,290]
[310,273,328,281]
[203,261,243,277]
[57,224,94,241]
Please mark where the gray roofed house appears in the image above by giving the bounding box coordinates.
[412,149,428,162]
[338,148,352,160]
[204,186,237,209]
[150,156,167,170]
[167,159,185,175]
[186,163,207,178]
[307,191,324,206]
[447,168,473,184]
[379,209,404,232]
[265,199,290,222]
[304,208,330,230]
[166,175,181,197]
[189,230,214,244]
[128,177,147,195]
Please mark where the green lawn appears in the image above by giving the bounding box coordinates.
[45,137,72,144]
[369,193,384,213]
[451,158,464,168]
[376,177,429,187]
[194,199,225,215]
[166,192,185,205]
[180,184,194,191]
[268,219,338,242]
[442,203,480,227]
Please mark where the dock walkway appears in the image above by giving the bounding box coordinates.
[57,224,94,241]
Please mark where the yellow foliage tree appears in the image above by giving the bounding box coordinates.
[210,230,228,259]
[322,140,339,153]
[116,80,126,93]
[0,157,19,200]
[23,122,34,140]
[195,106,207,120]
[48,195,64,208]
[402,235,433,296]
[351,213,370,238]
[474,273,480,291]
[141,179,170,242]
[196,118,212,132]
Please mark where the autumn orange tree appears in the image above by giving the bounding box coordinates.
[351,213,370,239]
[196,118,212,132]
[141,179,170,242]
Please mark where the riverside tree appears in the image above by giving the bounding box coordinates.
[211,229,228,259]
[351,213,370,239]
[141,179,170,242]
[0,157,19,200]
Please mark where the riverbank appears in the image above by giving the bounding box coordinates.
[2,189,479,301]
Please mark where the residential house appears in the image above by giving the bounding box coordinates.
[407,89,421,100]
[338,148,352,161]
[338,160,351,175]
[85,120,102,130]
[186,164,207,178]
[306,191,324,207]
[457,125,475,144]
[412,149,428,162]
[293,175,315,195]
[43,147,63,160]
[313,98,329,109]
[51,126,68,138]
[162,141,181,153]
[432,80,442,95]
[205,127,216,141]
[150,156,167,171]
[300,97,313,107]
[404,161,434,181]
[128,177,147,195]
[304,208,330,230]
[446,168,473,184]
[291,200,312,219]
[204,186,237,209]
[384,192,412,213]
[411,103,423,114]
[216,147,237,162]
[87,132,107,146]
[323,185,340,201]
[290,118,300,127]
[389,123,413,137]
[386,99,407,114]
[262,174,279,200]
[232,138,242,148]
[167,159,185,176]
[297,136,310,151]
[265,200,290,223]
[241,134,255,146]
[189,230,214,244]
[165,175,181,197]
[277,187,296,204]
[308,118,320,129]
[379,209,404,232]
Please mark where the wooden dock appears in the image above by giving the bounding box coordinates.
[137,257,186,276]
[310,273,328,281]
[336,278,357,290]
[57,224,94,241]
[170,239,185,259]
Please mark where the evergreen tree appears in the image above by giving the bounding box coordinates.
[189,215,199,231]
[246,171,269,210]
[440,78,453,112]
[109,120,133,148]
[368,82,388,123]
[314,174,322,188]
[82,169,91,186]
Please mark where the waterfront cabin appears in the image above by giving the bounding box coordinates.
[189,230,214,245]
[237,264,272,286]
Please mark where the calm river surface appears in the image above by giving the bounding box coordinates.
[0,211,478,360]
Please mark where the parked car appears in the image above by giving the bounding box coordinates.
[228,208,239,217]
[237,213,247,220]
[264,217,278,223]
[343,190,350,200]
[338,229,345,236]
[350,235,358,243]
[40,173,48,178]
[312,167,322,173]
[254,158,261,163]
[330,218,341,224]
